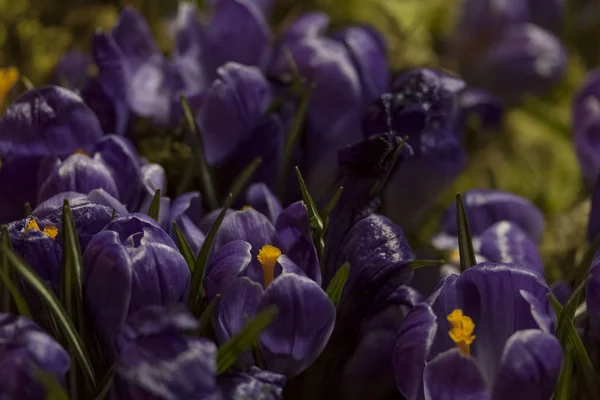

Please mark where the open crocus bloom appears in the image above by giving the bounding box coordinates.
[394,262,562,400]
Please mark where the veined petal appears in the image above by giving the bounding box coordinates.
[213,208,280,253]
[205,240,252,300]
[246,183,282,223]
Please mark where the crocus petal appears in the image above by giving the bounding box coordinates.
[478,221,544,275]
[439,189,545,243]
[281,12,330,42]
[393,303,437,400]
[218,366,285,400]
[93,135,141,209]
[456,263,553,383]
[213,208,280,252]
[491,330,562,400]
[0,86,103,156]
[258,274,336,376]
[423,348,489,400]
[427,274,460,360]
[335,26,389,105]
[520,290,555,334]
[246,183,282,223]
[86,189,129,216]
[214,276,263,346]
[198,63,273,165]
[204,240,253,300]
[169,192,205,254]
[138,163,169,226]
[573,70,600,185]
[550,281,572,306]
[199,208,234,233]
[52,51,91,90]
[454,88,503,139]
[37,154,120,204]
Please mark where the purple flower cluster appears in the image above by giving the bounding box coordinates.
[0,1,598,400]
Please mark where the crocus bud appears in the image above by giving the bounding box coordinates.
[83,214,190,348]
[0,313,70,399]
[114,305,219,399]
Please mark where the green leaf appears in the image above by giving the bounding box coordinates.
[20,75,35,90]
[24,202,32,217]
[320,186,344,224]
[61,200,85,330]
[180,95,219,210]
[294,167,325,258]
[147,189,162,222]
[555,277,589,342]
[0,225,31,317]
[325,262,350,306]
[406,259,446,269]
[189,194,233,313]
[2,245,96,388]
[548,294,600,399]
[39,370,70,400]
[172,221,196,272]
[456,193,477,272]
[554,344,573,400]
[216,306,278,374]
[277,85,313,197]
[92,365,114,400]
[226,156,263,206]
[193,294,220,337]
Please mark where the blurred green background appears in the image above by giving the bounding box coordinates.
[1,0,598,279]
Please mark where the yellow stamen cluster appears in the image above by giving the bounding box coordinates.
[74,148,90,157]
[257,245,281,287]
[0,67,19,109]
[241,205,252,210]
[447,309,476,355]
[26,219,58,240]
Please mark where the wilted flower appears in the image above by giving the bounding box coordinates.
[394,263,562,400]
[0,313,70,399]
[113,305,220,400]
[83,214,190,348]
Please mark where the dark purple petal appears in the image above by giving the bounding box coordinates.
[80,77,130,137]
[86,189,129,216]
[491,330,562,400]
[550,281,572,306]
[37,154,120,204]
[199,208,234,233]
[258,273,335,376]
[205,0,271,71]
[112,7,161,72]
[281,12,330,42]
[393,303,437,400]
[116,305,219,400]
[0,86,103,157]
[93,135,141,209]
[205,240,252,300]
[573,70,600,185]
[275,201,320,285]
[0,313,71,398]
[478,221,544,275]
[84,214,190,347]
[427,274,460,360]
[138,163,169,226]
[218,366,285,400]
[423,349,489,400]
[169,192,205,254]
[198,63,273,165]
[246,183,282,223]
[454,88,504,139]
[213,208,280,252]
[214,277,263,347]
[456,263,553,383]
[120,304,198,340]
[52,51,91,90]
[335,26,389,105]
[439,189,545,243]
[32,190,126,220]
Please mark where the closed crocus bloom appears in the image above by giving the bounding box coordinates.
[362,69,467,231]
[167,192,205,254]
[394,263,562,400]
[433,189,545,251]
[83,214,190,348]
[114,305,220,400]
[573,70,600,185]
[218,366,286,400]
[0,313,70,399]
[0,86,103,223]
[453,87,504,140]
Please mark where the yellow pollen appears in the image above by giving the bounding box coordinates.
[447,309,476,356]
[74,148,90,156]
[449,249,460,266]
[257,245,281,287]
[26,219,58,240]
[0,67,19,109]
[241,205,252,210]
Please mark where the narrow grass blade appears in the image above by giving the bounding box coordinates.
[554,344,573,400]
[39,370,70,400]
[193,294,220,337]
[325,262,350,306]
[189,194,233,313]
[0,226,31,317]
[147,189,161,222]
[456,193,477,271]
[2,245,96,387]
[294,167,324,258]
[321,186,343,224]
[216,306,278,374]
[555,277,589,341]
[92,365,115,400]
[180,95,219,210]
[226,156,262,206]
[172,222,195,272]
[406,259,446,269]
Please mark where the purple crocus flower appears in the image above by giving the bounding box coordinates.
[167,191,205,254]
[0,86,103,223]
[113,305,220,400]
[0,313,70,399]
[453,87,504,141]
[52,51,92,90]
[8,195,116,291]
[218,366,286,400]
[83,214,191,349]
[573,70,600,186]
[394,263,562,400]
[361,69,467,231]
